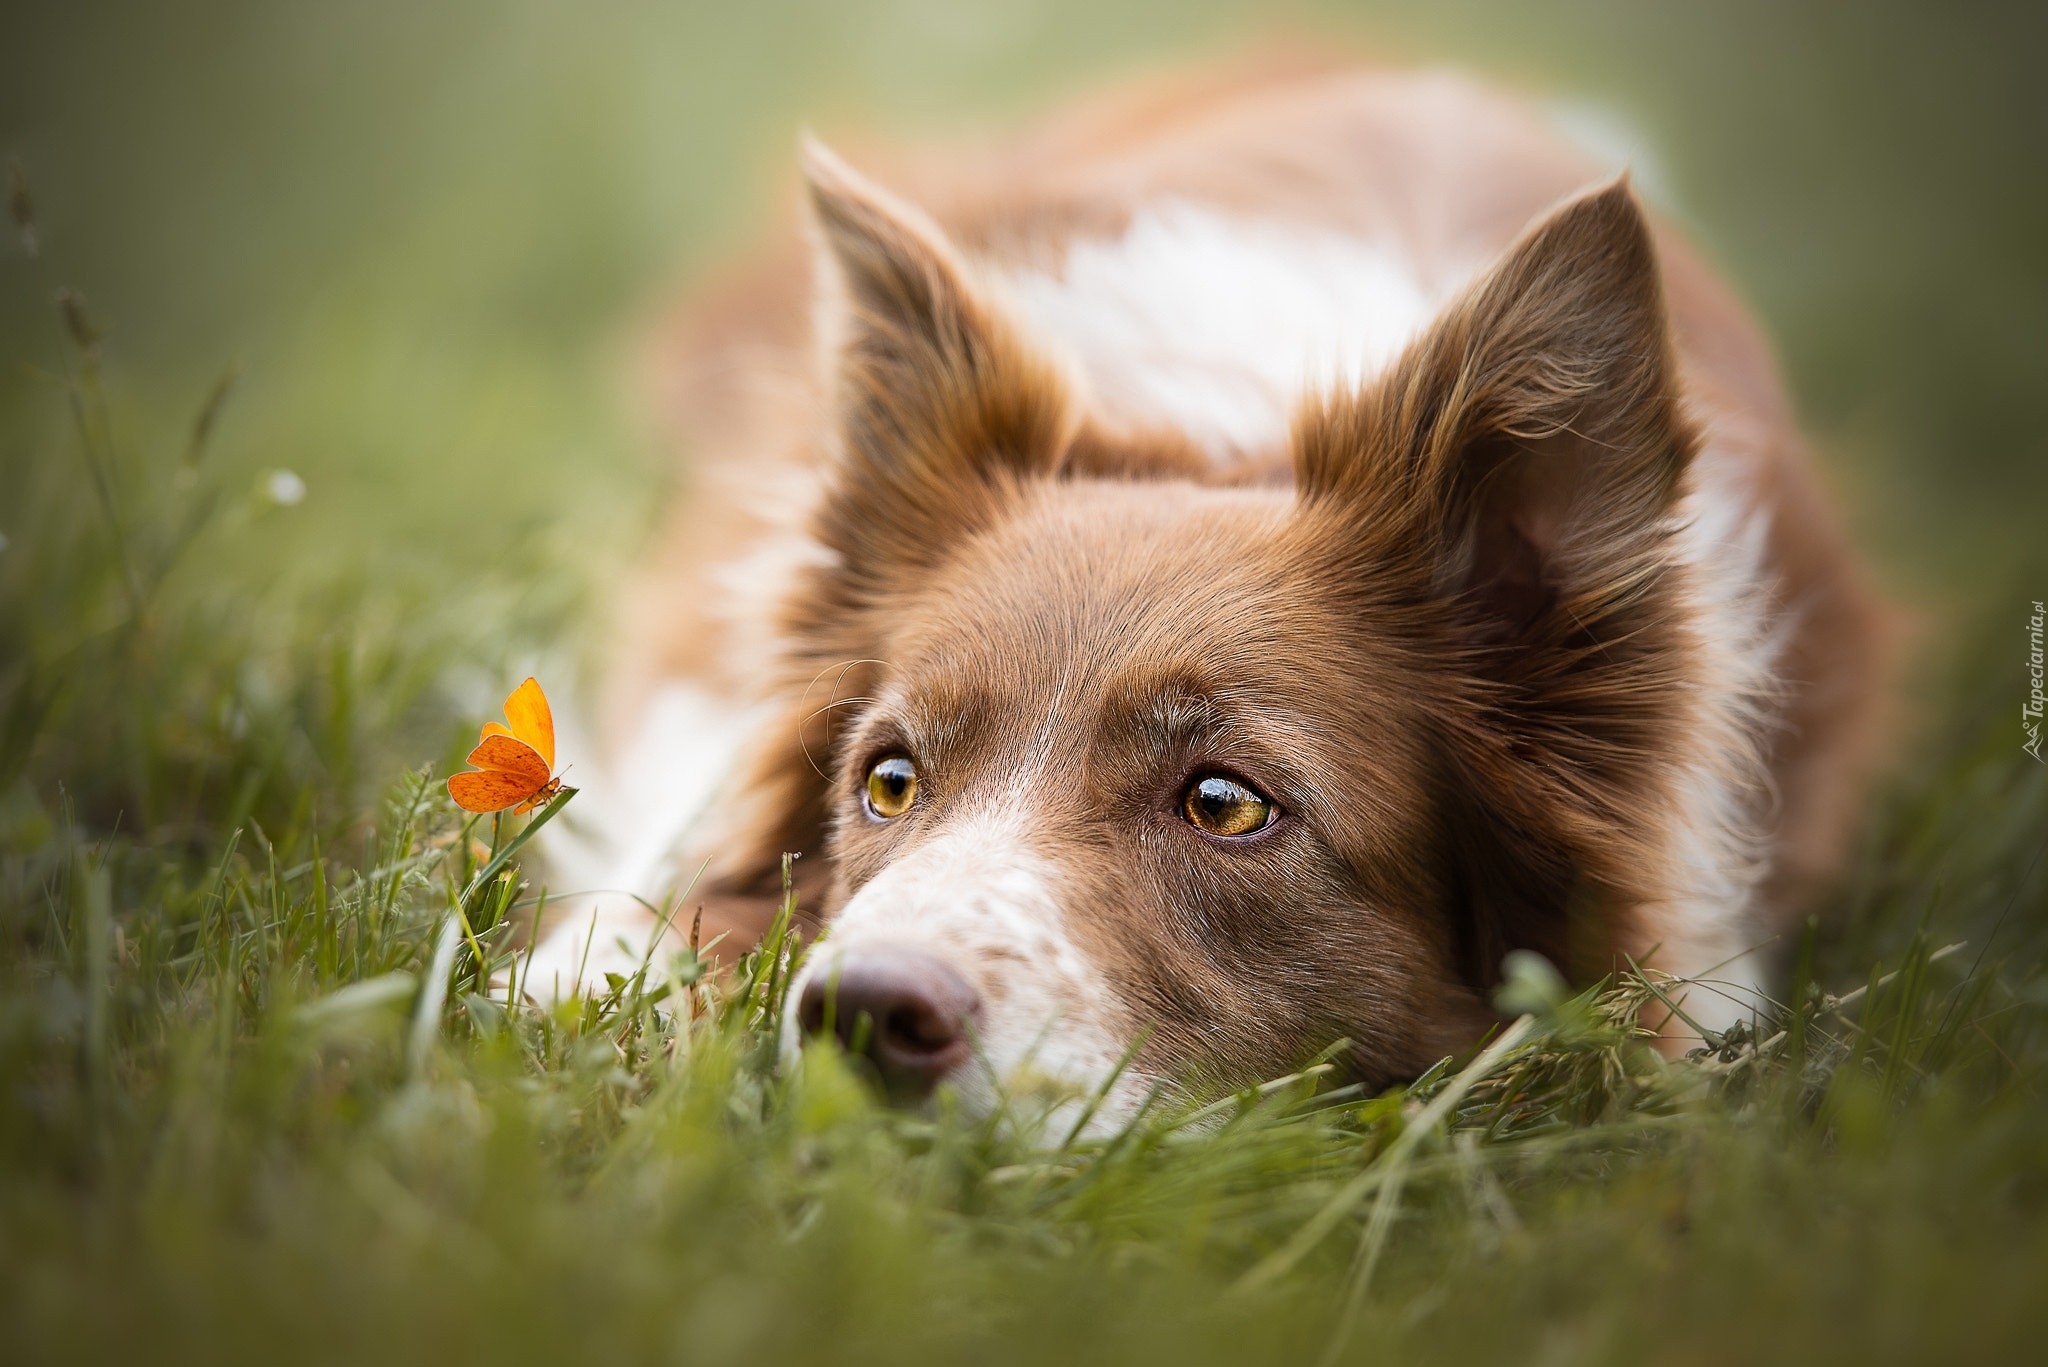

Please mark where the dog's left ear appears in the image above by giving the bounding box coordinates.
[1295,180,1699,985]
[1295,178,1692,645]
[802,139,1072,581]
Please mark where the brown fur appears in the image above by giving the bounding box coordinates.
[599,60,1891,1092]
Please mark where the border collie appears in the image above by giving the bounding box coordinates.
[522,60,1889,1130]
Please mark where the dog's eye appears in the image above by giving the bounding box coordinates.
[1182,774,1275,838]
[863,755,919,820]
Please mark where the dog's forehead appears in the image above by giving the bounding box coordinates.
[864,479,1409,768]
[904,480,1309,670]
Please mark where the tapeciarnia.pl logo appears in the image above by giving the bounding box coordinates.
[2026,599,2045,762]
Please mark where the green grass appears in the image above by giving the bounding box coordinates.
[5,190,2048,1367]
[4,3,2047,1362]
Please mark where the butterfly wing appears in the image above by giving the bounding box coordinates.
[449,769,542,813]
[447,733,553,813]
[500,678,555,770]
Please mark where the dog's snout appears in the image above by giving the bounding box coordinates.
[796,948,980,1103]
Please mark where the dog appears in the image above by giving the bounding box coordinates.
[520,59,1889,1132]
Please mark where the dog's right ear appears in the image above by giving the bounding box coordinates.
[687,147,1076,901]
[802,139,1073,583]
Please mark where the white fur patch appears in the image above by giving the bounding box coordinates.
[782,804,1150,1139]
[995,202,1446,463]
[518,683,759,998]
[1650,442,1787,1037]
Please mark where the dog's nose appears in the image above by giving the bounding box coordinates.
[796,948,981,1103]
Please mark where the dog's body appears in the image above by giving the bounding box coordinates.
[526,63,1888,1128]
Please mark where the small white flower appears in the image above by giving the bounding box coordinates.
[265,469,307,506]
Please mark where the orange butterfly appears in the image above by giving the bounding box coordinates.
[448,677,565,814]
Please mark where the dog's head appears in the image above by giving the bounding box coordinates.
[739,145,1700,1131]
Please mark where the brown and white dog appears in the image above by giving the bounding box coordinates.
[523,61,1889,1131]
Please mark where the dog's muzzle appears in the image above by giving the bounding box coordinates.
[794,945,982,1103]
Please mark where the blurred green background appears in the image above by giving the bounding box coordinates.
[2,9,2045,1364]
[3,0,2043,649]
